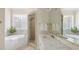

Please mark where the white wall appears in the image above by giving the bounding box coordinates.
[5,8,11,36]
[0,8,5,49]
[12,8,37,15]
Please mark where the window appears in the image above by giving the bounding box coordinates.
[63,15,74,34]
[76,15,79,29]
[12,15,28,31]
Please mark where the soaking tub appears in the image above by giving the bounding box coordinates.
[64,34,79,45]
[5,35,29,50]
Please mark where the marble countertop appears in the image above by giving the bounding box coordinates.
[38,34,79,50]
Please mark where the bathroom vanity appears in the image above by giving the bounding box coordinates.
[37,33,79,50]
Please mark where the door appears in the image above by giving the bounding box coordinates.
[29,13,35,41]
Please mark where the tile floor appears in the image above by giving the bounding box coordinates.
[25,41,37,50]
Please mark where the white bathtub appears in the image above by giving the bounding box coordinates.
[64,34,79,45]
[5,35,29,50]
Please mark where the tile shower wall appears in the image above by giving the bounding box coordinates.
[36,8,62,34]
